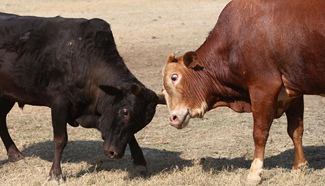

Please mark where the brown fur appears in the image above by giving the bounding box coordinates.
[163,0,325,182]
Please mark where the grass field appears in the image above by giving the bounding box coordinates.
[0,0,324,185]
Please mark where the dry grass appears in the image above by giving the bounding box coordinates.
[0,0,325,185]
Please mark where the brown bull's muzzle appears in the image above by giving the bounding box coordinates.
[169,109,191,129]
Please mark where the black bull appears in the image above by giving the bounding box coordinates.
[0,13,162,179]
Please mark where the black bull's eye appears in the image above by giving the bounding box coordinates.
[122,108,129,116]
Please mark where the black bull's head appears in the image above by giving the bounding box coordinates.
[75,83,165,159]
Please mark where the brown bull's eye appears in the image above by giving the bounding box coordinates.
[171,74,178,82]
[122,108,129,116]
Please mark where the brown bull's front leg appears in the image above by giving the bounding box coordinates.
[49,98,69,182]
[129,135,148,175]
[247,82,282,184]
[248,115,273,184]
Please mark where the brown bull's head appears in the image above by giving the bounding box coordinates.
[161,52,210,129]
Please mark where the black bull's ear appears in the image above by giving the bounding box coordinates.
[99,85,123,96]
[99,84,142,96]
[130,83,142,96]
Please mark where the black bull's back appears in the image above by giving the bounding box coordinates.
[0,12,159,180]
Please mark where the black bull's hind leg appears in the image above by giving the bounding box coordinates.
[49,97,69,181]
[0,97,25,162]
[129,135,148,175]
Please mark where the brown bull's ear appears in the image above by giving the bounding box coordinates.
[131,84,142,96]
[99,85,123,96]
[183,51,202,69]
[157,94,166,105]
[167,53,178,63]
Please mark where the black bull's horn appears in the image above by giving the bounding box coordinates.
[157,93,166,105]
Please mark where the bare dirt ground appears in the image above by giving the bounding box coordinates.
[0,0,324,185]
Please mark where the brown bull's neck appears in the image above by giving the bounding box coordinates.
[195,30,251,113]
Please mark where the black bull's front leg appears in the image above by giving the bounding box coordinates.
[49,99,148,180]
[129,135,148,174]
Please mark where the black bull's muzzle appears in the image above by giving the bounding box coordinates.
[102,139,127,159]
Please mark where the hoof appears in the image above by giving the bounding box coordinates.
[247,178,261,185]
[8,150,25,162]
[132,164,149,176]
[49,174,65,185]
[292,163,309,175]
[14,159,27,165]
[293,161,309,172]
[247,174,261,185]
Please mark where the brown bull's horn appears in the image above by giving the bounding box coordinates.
[157,94,166,105]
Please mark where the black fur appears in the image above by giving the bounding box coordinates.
[0,12,158,179]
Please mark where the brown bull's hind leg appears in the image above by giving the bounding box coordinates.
[129,135,148,175]
[286,96,308,170]
[0,98,24,162]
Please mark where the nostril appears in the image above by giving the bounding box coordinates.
[171,115,178,122]
[108,151,115,158]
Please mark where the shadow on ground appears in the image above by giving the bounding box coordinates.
[16,140,193,177]
[200,146,325,173]
[0,140,324,178]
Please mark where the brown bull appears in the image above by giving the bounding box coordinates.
[162,0,325,184]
